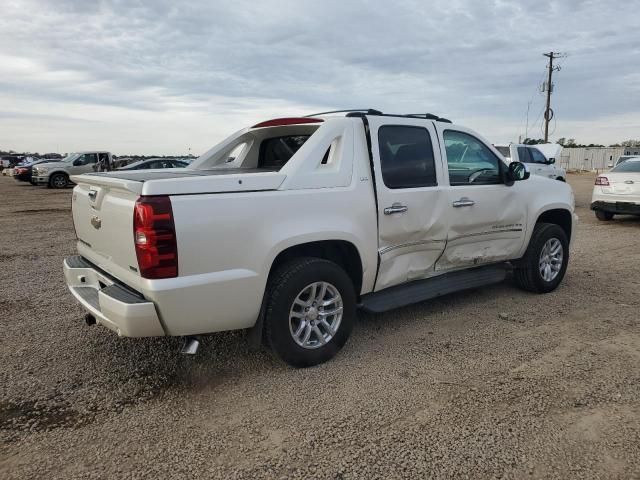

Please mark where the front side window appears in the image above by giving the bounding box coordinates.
[377,126,437,189]
[444,130,503,185]
[529,148,548,164]
[517,147,532,163]
[76,153,97,165]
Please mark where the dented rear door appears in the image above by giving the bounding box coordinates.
[367,116,449,291]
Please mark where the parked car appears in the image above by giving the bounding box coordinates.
[591,157,640,220]
[32,151,113,188]
[494,143,566,181]
[13,159,60,182]
[64,110,576,367]
[116,158,189,170]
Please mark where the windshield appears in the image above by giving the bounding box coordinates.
[612,159,640,172]
[61,152,80,163]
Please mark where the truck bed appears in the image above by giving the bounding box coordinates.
[72,168,286,196]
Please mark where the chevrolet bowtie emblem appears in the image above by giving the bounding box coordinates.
[91,216,102,229]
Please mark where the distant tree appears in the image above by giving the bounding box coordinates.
[609,143,621,147]
[620,139,640,147]
[523,137,545,145]
[556,137,566,146]
[566,138,576,147]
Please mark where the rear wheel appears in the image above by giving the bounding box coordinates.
[264,257,356,368]
[595,210,614,221]
[514,223,569,293]
[49,173,68,189]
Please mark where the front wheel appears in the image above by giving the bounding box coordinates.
[49,173,68,189]
[514,223,569,293]
[595,210,614,221]
[264,257,356,368]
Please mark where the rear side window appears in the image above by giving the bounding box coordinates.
[378,126,437,189]
[612,159,640,172]
[259,135,310,170]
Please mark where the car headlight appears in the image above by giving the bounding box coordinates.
[36,167,47,174]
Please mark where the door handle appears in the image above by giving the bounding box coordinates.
[452,197,475,207]
[384,203,408,215]
[88,190,97,201]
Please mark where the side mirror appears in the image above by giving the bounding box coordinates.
[548,157,556,164]
[506,161,530,185]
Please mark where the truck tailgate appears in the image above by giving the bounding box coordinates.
[72,180,140,281]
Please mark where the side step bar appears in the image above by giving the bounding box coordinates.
[359,264,508,313]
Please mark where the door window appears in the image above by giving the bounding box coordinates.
[444,131,503,185]
[378,126,437,189]
[76,153,97,165]
[517,146,533,163]
[529,148,548,164]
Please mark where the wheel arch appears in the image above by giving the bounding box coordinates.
[268,240,364,297]
[535,208,572,241]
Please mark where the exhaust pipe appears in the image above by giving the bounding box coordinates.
[181,336,200,355]
[84,313,96,326]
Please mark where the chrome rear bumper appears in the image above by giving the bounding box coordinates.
[64,256,165,337]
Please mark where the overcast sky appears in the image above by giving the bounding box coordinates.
[1,0,639,155]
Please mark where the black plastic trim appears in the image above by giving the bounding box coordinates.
[359,264,507,313]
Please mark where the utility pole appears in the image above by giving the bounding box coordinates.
[542,51,565,142]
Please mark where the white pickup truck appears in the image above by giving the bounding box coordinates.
[64,110,577,367]
[494,143,566,181]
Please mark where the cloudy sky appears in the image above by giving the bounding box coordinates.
[1,0,639,155]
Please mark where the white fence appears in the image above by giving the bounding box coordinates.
[559,147,624,172]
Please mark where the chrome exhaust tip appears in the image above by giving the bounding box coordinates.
[181,336,200,355]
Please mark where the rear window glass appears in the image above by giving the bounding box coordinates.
[259,135,310,170]
[612,159,640,172]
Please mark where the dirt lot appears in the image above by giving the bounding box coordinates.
[0,173,638,479]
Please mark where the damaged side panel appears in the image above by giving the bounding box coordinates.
[436,186,527,271]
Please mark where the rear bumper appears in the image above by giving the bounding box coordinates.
[591,201,640,215]
[64,256,165,337]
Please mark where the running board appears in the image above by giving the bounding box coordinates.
[359,265,508,314]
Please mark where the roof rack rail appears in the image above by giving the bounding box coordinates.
[304,109,380,117]
[305,109,452,123]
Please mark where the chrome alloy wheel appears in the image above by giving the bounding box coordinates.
[539,238,563,282]
[289,281,343,349]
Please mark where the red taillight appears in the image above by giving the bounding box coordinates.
[133,196,178,279]
[251,117,323,128]
[595,176,609,186]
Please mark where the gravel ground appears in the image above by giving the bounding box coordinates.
[0,173,638,479]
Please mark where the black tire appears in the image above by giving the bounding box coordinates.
[513,223,569,294]
[264,257,356,368]
[49,173,68,189]
[595,210,614,221]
